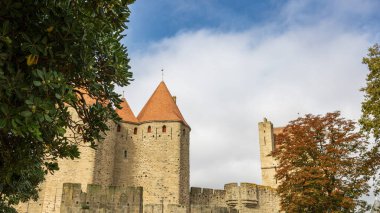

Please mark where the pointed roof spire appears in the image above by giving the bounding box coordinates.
[137,81,189,127]
[116,97,138,123]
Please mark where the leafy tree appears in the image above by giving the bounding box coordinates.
[360,44,380,195]
[272,112,371,213]
[0,0,134,211]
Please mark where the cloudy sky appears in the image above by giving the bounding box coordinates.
[116,0,380,191]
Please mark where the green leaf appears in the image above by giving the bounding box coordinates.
[11,119,17,128]
[55,93,61,99]
[25,100,33,105]
[0,105,9,114]
[36,69,44,79]
[2,20,9,35]
[33,81,41,86]
[20,111,32,117]
[44,114,52,122]
[0,119,6,128]
[57,127,66,135]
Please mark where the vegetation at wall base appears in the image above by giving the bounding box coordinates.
[0,0,134,211]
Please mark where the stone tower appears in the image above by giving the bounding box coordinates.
[114,81,190,209]
[16,82,190,213]
[258,118,278,188]
[112,97,139,187]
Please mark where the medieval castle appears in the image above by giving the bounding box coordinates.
[17,81,282,213]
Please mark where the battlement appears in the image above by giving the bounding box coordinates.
[60,183,143,213]
[190,182,279,212]
[224,183,258,208]
[190,187,226,206]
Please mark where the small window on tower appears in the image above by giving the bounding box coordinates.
[147,126,151,133]
[134,127,137,135]
[182,129,186,135]
[117,124,121,132]
[162,125,167,133]
[124,150,127,159]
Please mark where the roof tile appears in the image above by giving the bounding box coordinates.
[137,81,188,126]
[116,98,138,123]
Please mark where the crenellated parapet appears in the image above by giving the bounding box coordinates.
[225,183,259,208]
[190,187,226,207]
[60,183,143,213]
[190,183,279,213]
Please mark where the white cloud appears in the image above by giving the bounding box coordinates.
[117,1,376,192]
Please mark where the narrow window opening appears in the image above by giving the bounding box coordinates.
[275,167,277,183]
[124,150,127,159]
[134,127,137,134]
[162,125,167,133]
[182,129,186,135]
[117,124,121,132]
[147,126,151,133]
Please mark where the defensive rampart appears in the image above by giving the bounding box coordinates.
[60,183,143,213]
[190,183,280,213]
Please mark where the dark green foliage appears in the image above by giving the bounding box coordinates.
[360,44,380,196]
[0,0,134,211]
[361,44,380,141]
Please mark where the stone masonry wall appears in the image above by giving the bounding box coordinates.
[60,183,143,213]
[258,119,278,189]
[190,183,280,213]
[119,121,190,208]
[93,121,118,186]
[179,124,190,207]
[112,121,139,186]
[15,182,46,213]
[16,112,281,213]
[16,120,190,213]
[37,109,98,213]
[17,136,95,213]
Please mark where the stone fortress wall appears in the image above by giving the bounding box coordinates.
[16,120,190,213]
[16,82,282,213]
[15,108,105,213]
[60,183,143,213]
[190,183,279,213]
[58,182,279,213]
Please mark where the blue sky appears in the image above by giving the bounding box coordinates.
[119,0,380,204]
[126,0,284,49]
[125,0,380,53]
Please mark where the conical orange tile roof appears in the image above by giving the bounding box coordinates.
[116,98,139,123]
[137,81,189,127]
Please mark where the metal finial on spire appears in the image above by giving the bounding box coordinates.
[161,69,164,81]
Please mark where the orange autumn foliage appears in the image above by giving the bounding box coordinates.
[272,112,371,213]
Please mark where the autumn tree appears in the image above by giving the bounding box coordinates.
[0,0,134,211]
[272,112,371,213]
[360,44,380,195]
